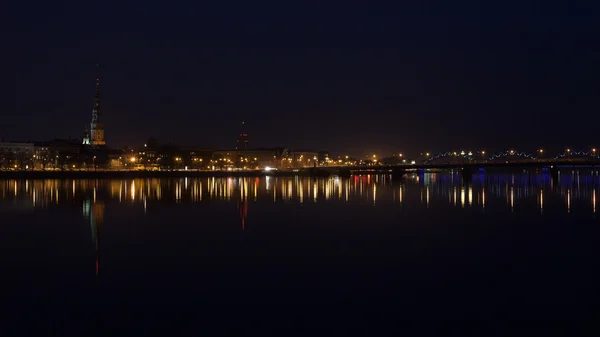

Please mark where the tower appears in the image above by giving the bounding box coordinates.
[90,70,105,147]
[236,122,249,149]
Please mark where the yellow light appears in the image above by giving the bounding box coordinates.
[426,153,430,156]
[481,151,485,155]
[398,153,403,157]
[593,148,597,153]
[566,148,571,152]
[538,149,543,153]
[130,157,136,162]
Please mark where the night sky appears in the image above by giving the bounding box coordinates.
[2,1,599,157]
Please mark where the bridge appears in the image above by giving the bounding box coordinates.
[320,158,600,182]
[421,148,598,164]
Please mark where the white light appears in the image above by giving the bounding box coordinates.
[185,166,188,170]
[264,167,273,171]
[410,160,416,165]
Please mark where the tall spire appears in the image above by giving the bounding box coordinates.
[89,64,106,146]
[236,121,249,149]
[92,64,101,124]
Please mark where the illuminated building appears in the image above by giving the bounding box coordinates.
[213,148,284,169]
[281,149,319,168]
[0,142,34,169]
[88,72,106,147]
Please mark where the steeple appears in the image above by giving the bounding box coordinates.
[236,121,249,149]
[89,64,106,146]
[92,68,101,124]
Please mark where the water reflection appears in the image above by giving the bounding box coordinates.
[3,172,600,281]
[1,172,598,230]
[1,173,599,212]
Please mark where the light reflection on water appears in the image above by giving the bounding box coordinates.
[0,173,598,213]
[1,172,598,324]
[1,172,599,232]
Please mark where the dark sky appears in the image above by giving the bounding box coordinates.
[2,1,599,157]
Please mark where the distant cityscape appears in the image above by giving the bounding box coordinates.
[1,75,599,172]
[0,75,337,171]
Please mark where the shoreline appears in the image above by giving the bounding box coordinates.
[0,169,335,179]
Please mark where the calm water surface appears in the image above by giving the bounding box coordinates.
[1,173,597,333]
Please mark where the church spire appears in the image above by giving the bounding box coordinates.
[89,64,106,146]
[236,121,249,149]
[92,64,101,124]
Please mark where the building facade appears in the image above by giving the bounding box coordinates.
[0,142,35,169]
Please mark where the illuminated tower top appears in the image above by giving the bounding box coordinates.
[92,76,101,124]
[236,121,249,149]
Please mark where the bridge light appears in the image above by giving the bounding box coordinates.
[453,152,457,156]
[460,151,465,156]
[425,153,430,156]
[566,148,571,153]
[593,148,596,153]
[468,151,472,156]
[481,151,486,155]
[510,150,514,155]
[538,149,543,153]
[398,153,403,157]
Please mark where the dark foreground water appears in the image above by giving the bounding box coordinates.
[1,172,597,334]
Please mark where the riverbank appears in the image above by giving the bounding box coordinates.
[0,168,336,179]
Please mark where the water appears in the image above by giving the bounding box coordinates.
[1,172,597,333]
